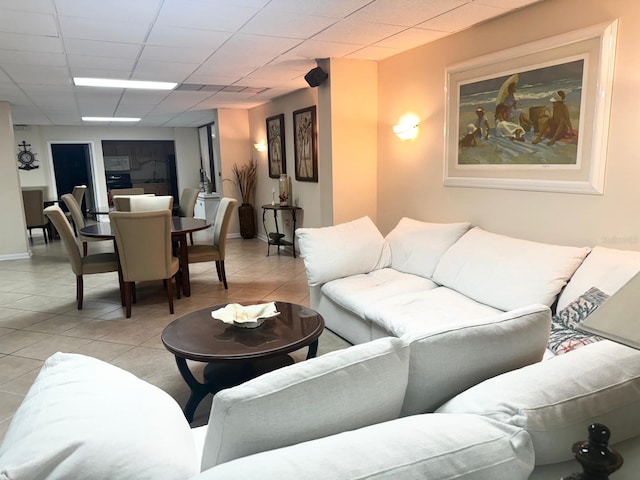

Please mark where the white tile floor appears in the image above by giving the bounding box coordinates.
[0,228,350,442]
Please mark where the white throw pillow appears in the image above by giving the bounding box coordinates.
[432,227,591,311]
[193,414,534,480]
[385,218,471,278]
[201,336,409,470]
[296,216,391,286]
[0,352,198,480]
[557,245,640,311]
[436,340,640,465]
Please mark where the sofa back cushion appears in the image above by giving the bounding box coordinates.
[436,340,640,465]
[297,216,391,287]
[193,414,534,480]
[200,336,410,470]
[0,353,198,480]
[385,218,471,278]
[432,227,591,311]
[557,245,640,311]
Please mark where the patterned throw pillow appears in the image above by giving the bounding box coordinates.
[548,287,607,355]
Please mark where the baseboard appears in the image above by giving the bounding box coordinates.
[0,251,32,261]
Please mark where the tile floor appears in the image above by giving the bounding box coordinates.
[0,227,350,443]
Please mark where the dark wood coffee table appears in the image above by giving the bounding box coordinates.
[161,301,325,422]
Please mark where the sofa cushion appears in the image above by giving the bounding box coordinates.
[321,268,437,318]
[436,340,640,465]
[364,286,501,337]
[385,218,471,278]
[297,216,391,287]
[432,227,590,311]
[557,245,640,311]
[548,287,606,355]
[193,414,534,480]
[399,303,551,416]
[200,336,410,470]
[0,352,198,480]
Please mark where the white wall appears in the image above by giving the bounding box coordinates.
[377,0,640,250]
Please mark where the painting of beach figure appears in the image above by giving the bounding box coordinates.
[457,60,584,166]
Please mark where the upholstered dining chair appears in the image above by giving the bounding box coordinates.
[178,188,200,244]
[187,197,237,289]
[22,189,49,244]
[64,185,87,228]
[44,205,120,310]
[109,210,181,318]
[129,195,174,212]
[112,193,155,212]
[61,193,111,256]
[110,187,145,197]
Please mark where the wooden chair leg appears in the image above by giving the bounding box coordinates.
[76,275,83,310]
[215,261,222,281]
[175,271,182,300]
[189,232,194,245]
[219,261,228,289]
[43,227,48,244]
[124,282,132,318]
[83,241,88,256]
[166,278,175,314]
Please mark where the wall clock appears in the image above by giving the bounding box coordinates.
[17,141,39,170]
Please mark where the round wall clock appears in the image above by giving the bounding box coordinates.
[17,141,39,170]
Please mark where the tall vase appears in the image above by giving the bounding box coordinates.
[279,174,289,206]
[238,203,256,239]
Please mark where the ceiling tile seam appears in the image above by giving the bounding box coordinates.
[53,1,83,125]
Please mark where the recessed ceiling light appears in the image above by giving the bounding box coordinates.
[74,77,177,90]
[82,117,141,122]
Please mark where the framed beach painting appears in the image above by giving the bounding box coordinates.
[293,105,318,182]
[444,21,618,194]
[266,114,286,178]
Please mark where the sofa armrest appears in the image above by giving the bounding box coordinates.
[401,303,551,416]
[193,414,534,480]
[296,216,391,286]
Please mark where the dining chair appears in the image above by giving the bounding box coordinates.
[112,193,155,212]
[129,195,174,212]
[44,205,120,310]
[109,210,181,318]
[187,197,237,289]
[64,185,87,228]
[110,187,145,197]
[61,193,111,256]
[22,189,49,244]
[178,188,200,244]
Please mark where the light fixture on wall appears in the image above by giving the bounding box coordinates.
[393,113,420,140]
[254,140,266,152]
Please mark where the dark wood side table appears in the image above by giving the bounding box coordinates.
[161,301,324,422]
[261,204,302,257]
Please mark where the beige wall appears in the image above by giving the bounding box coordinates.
[0,102,30,258]
[377,0,640,250]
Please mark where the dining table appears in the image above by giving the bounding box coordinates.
[80,217,211,297]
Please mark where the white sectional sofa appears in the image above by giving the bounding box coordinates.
[2,216,640,479]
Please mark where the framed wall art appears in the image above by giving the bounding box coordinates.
[444,21,618,194]
[266,114,286,178]
[293,105,318,182]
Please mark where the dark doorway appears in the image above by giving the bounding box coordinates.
[51,143,95,213]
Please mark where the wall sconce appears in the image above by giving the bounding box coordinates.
[254,140,266,152]
[393,113,420,140]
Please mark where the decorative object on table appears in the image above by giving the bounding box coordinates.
[444,21,617,194]
[211,302,280,328]
[266,114,286,178]
[278,173,289,206]
[561,424,623,480]
[293,105,318,182]
[229,160,257,239]
[17,140,39,170]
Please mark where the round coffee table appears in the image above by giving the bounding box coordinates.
[161,301,325,422]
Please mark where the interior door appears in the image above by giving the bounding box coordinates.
[51,143,95,213]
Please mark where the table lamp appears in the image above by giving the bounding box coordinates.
[561,270,640,479]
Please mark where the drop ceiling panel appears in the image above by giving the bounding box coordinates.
[54,0,162,23]
[146,26,232,50]
[0,32,63,53]
[64,39,142,59]
[139,45,214,65]
[282,41,362,61]
[156,1,258,31]
[419,2,506,32]
[67,54,136,71]
[239,10,338,39]
[265,0,372,18]
[376,27,449,50]
[0,10,58,36]
[350,0,467,26]
[0,51,66,67]
[0,0,55,14]
[59,16,149,43]
[132,60,200,82]
[2,64,70,85]
[313,17,406,45]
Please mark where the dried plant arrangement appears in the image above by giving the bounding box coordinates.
[230,160,257,205]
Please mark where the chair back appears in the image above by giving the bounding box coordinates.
[22,189,47,228]
[61,193,86,231]
[71,185,87,209]
[129,195,174,212]
[43,205,82,274]
[113,193,155,211]
[109,210,174,282]
[212,198,238,258]
[110,188,145,197]
[178,188,199,217]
